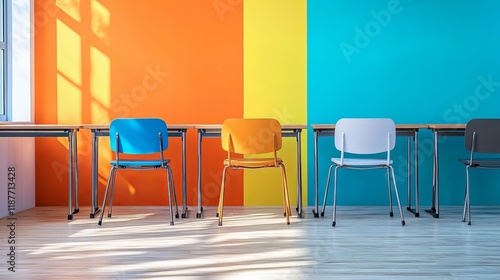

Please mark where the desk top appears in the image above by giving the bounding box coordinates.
[311,124,429,130]
[81,124,196,130]
[194,124,307,130]
[427,124,466,130]
[0,124,81,130]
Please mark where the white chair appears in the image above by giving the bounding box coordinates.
[320,118,405,226]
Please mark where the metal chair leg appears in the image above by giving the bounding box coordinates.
[465,166,471,225]
[167,167,179,219]
[217,166,229,226]
[332,166,339,227]
[280,164,291,225]
[462,166,469,223]
[387,168,393,217]
[98,167,115,226]
[390,166,405,226]
[165,167,174,226]
[280,166,287,217]
[107,169,117,218]
[321,165,334,217]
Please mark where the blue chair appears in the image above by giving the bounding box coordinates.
[98,118,178,226]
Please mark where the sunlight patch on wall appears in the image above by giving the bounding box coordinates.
[90,46,110,124]
[91,0,110,45]
[56,73,82,123]
[56,18,82,125]
[128,184,137,196]
[56,19,81,86]
[56,0,81,23]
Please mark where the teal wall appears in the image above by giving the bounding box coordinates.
[307,0,500,207]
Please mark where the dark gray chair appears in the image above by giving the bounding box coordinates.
[459,118,500,225]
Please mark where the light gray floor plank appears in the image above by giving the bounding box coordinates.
[1,205,500,279]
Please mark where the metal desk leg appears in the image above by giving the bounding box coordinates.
[313,130,319,217]
[67,131,79,220]
[406,131,420,217]
[435,131,439,217]
[406,136,411,213]
[73,130,79,214]
[67,132,73,220]
[196,130,203,218]
[181,130,188,218]
[414,131,419,216]
[426,130,439,218]
[296,129,303,218]
[90,131,100,218]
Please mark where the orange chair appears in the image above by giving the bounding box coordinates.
[217,118,291,226]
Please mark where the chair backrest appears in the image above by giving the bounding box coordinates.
[465,118,500,153]
[221,118,282,154]
[335,118,396,154]
[110,118,168,154]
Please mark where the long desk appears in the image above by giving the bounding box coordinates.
[83,124,194,219]
[194,124,306,218]
[311,124,426,218]
[426,124,466,218]
[0,124,80,220]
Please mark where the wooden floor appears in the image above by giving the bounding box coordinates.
[1,205,500,279]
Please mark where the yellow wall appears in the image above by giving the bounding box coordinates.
[243,0,307,205]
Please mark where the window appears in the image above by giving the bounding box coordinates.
[0,0,6,121]
[4,0,31,122]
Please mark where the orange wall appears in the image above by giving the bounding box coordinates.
[34,0,243,206]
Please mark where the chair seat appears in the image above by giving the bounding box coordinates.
[459,158,500,167]
[224,158,283,168]
[110,159,171,168]
[332,157,392,166]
